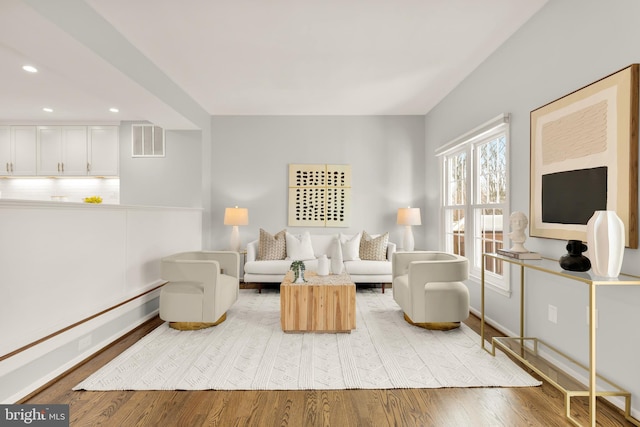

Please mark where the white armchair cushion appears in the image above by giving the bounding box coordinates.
[392,251,469,324]
[160,251,240,325]
[286,231,315,260]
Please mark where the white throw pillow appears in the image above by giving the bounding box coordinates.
[286,232,316,261]
[339,233,361,261]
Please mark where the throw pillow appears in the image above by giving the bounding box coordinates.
[257,229,286,260]
[339,233,361,261]
[286,232,316,261]
[360,231,389,261]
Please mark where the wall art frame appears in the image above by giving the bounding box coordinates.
[530,64,639,248]
[288,164,351,227]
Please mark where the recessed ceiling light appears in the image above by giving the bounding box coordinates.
[109,108,119,113]
[22,65,38,73]
[43,107,53,112]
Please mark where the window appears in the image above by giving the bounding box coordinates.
[132,124,165,157]
[437,114,510,294]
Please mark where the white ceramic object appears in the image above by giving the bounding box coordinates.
[331,237,344,274]
[586,210,625,277]
[402,226,415,251]
[317,254,330,276]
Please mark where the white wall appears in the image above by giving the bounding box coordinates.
[424,0,640,416]
[119,122,203,208]
[0,200,202,402]
[210,116,426,250]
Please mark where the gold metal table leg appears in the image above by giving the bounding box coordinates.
[588,284,597,427]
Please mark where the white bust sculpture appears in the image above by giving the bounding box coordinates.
[509,211,529,252]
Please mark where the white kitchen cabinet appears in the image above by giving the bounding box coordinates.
[88,126,119,176]
[37,126,88,176]
[0,126,37,176]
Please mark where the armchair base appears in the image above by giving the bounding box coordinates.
[403,313,460,331]
[169,313,227,330]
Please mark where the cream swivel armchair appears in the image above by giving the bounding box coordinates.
[160,251,240,330]
[392,251,469,330]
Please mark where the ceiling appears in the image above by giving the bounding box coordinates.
[0,0,548,129]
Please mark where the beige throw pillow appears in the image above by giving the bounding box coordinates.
[360,231,389,261]
[257,229,286,260]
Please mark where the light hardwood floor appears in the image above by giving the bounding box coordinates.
[21,287,635,427]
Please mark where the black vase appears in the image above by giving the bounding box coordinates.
[559,240,591,272]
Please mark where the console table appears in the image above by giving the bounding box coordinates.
[481,253,640,427]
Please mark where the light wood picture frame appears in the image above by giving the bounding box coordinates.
[530,64,639,248]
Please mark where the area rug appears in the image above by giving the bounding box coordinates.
[74,289,541,391]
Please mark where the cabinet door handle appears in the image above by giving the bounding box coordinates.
[11,163,14,172]
[5,163,8,173]
[61,162,64,172]
[87,162,91,172]
[57,163,60,172]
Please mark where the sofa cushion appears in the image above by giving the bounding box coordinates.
[340,233,361,261]
[360,231,389,261]
[245,259,318,275]
[286,232,315,260]
[344,260,392,275]
[257,229,286,260]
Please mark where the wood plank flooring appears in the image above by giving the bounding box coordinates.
[21,289,636,427]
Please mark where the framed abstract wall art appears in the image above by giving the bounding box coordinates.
[288,164,352,227]
[530,64,638,248]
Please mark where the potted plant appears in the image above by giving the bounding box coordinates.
[290,260,306,283]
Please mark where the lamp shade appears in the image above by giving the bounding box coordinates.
[397,207,421,226]
[224,206,249,226]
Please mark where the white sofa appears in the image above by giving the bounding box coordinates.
[244,233,395,291]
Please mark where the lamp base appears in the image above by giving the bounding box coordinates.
[403,225,415,251]
[230,226,241,252]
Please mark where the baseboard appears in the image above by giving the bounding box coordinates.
[0,290,160,404]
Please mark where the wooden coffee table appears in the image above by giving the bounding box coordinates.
[280,271,356,333]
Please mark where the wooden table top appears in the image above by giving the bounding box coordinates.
[282,270,354,286]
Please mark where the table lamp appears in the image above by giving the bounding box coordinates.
[397,207,421,251]
[224,206,249,252]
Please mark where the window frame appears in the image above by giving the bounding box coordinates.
[437,114,511,296]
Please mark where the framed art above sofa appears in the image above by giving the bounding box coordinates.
[288,163,352,227]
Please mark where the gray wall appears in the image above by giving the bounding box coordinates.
[209,116,425,250]
[424,0,640,414]
[119,122,203,208]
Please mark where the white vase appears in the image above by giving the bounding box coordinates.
[331,256,343,275]
[317,255,330,276]
[586,210,625,277]
[331,238,344,274]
